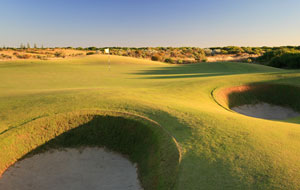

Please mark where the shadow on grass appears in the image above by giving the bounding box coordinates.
[177,151,277,190]
[133,62,283,79]
[260,74,300,85]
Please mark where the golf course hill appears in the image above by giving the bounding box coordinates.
[0,54,300,189]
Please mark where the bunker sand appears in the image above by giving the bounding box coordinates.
[0,147,142,190]
[232,103,300,120]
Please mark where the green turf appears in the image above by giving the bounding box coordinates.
[1,55,300,189]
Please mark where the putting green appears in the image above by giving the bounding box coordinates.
[1,55,300,189]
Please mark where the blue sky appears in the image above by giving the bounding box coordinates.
[1,0,300,47]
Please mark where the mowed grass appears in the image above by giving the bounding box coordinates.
[1,54,300,189]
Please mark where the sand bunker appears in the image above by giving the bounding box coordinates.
[232,103,300,120]
[0,147,142,190]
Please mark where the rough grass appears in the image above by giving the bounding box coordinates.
[1,55,300,189]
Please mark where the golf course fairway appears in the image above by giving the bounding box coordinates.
[1,55,300,190]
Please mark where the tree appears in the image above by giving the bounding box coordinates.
[34,43,37,49]
[87,47,97,51]
[27,43,30,49]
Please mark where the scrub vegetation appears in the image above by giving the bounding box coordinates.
[1,45,300,67]
[256,47,300,69]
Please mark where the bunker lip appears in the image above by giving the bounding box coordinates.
[214,83,300,120]
[0,111,181,190]
[0,147,142,190]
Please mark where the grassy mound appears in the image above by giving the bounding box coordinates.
[0,110,181,190]
[215,83,300,112]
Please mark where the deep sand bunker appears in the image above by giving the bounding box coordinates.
[216,84,300,120]
[232,103,300,120]
[0,112,181,190]
[0,147,142,190]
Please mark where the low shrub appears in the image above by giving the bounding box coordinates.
[86,52,95,55]
[164,58,176,64]
[15,54,31,59]
[36,55,48,60]
[269,53,300,69]
[151,55,163,61]
[54,51,66,58]
[0,54,12,59]
[75,53,84,56]
[246,58,252,63]
[223,46,244,54]
[177,60,183,64]
[257,48,299,63]
[182,60,194,64]
[87,47,97,51]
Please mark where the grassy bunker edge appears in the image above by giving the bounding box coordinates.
[0,110,181,190]
[214,83,300,113]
